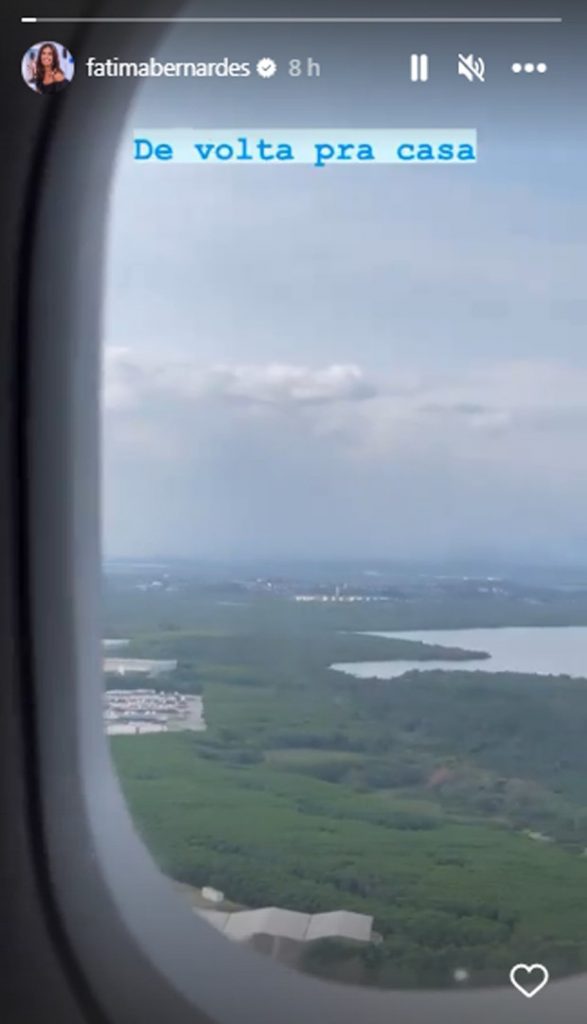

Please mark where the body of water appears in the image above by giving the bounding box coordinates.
[331,626,587,680]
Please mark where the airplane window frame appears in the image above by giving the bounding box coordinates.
[8,2,587,1023]
[12,7,350,1024]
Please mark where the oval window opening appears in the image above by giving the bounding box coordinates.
[101,9,587,1000]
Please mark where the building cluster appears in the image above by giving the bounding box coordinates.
[104,688,205,735]
[102,643,204,735]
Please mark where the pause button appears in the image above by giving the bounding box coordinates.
[410,53,429,82]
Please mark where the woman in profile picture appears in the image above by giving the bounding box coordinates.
[29,42,68,94]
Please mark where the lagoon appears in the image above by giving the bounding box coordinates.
[331,626,587,680]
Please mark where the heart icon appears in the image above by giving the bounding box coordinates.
[509,963,549,998]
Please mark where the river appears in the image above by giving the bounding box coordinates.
[331,625,587,680]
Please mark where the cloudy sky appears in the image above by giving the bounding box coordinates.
[102,32,587,564]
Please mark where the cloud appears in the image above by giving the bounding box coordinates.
[103,348,376,412]
[101,352,587,561]
[103,348,587,455]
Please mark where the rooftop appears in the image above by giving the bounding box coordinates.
[197,906,373,943]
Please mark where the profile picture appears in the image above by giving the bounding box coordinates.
[22,41,75,95]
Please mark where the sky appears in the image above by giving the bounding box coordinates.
[102,23,587,564]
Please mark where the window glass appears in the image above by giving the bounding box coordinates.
[100,6,587,999]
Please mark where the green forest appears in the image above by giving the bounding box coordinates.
[105,577,587,989]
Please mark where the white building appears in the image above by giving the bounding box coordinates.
[104,657,178,677]
[201,886,224,904]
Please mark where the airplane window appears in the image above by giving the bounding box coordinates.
[71,2,587,1019]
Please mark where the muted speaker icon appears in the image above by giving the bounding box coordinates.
[457,53,486,82]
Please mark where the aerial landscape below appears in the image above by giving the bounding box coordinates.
[105,559,587,990]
